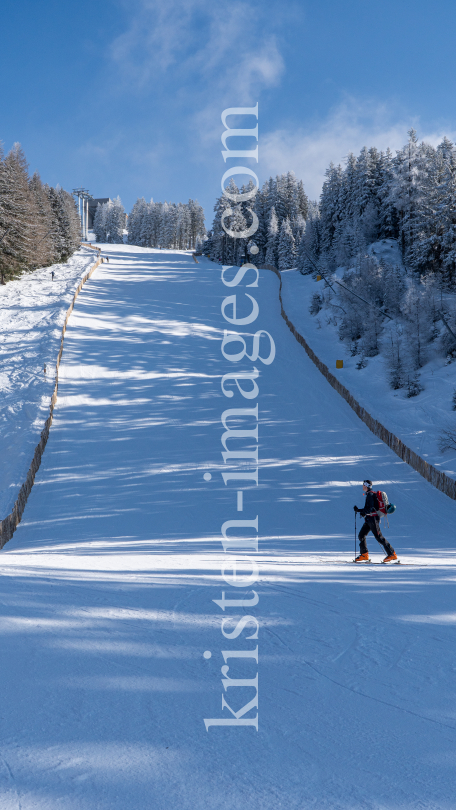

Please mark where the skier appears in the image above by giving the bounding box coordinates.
[353,480,397,563]
[51,270,55,281]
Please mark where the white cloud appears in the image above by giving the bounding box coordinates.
[110,0,284,101]
[110,0,203,83]
[261,98,456,200]
[108,0,286,157]
[192,38,284,147]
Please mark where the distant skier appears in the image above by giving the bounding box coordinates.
[51,270,55,281]
[354,480,397,563]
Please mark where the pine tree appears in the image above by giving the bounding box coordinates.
[0,142,80,281]
[274,175,289,225]
[387,324,405,390]
[277,217,296,270]
[265,207,279,267]
[297,202,320,274]
[296,179,309,220]
[319,163,344,263]
[47,185,68,261]
[402,286,434,370]
[139,202,155,247]
[164,203,178,248]
[390,129,424,265]
[211,181,237,263]
[0,143,14,283]
[188,199,206,249]
[201,230,213,257]
[382,263,406,317]
[252,181,269,263]
[127,197,147,244]
[378,149,399,238]
[435,142,456,285]
[93,202,107,242]
[355,146,380,230]
[2,143,35,276]
[56,189,81,259]
[28,172,56,267]
[283,172,299,221]
[105,197,125,244]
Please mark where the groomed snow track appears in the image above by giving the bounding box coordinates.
[1,245,456,810]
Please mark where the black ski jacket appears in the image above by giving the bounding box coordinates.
[359,490,379,518]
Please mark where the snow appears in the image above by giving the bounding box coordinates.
[367,237,405,269]
[0,247,100,517]
[281,262,456,477]
[1,245,456,808]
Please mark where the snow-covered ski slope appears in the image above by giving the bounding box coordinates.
[1,244,456,809]
[281,263,456,477]
[0,248,99,517]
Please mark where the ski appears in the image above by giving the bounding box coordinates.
[312,559,429,567]
[316,559,419,566]
[351,559,402,565]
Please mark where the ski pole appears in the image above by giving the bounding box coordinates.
[354,511,357,558]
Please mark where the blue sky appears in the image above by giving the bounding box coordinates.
[2,0,456,223]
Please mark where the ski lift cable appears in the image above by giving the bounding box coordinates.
[0,226,11,245]
[305,248,456,336]
[302,247,393,321]
[35,229,54,248]
[438,310,456,343]
[292,244,455,340]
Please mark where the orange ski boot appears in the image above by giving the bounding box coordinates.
[382,553,398,563]
[354,553,370,563]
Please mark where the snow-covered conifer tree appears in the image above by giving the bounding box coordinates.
[0,143,80,281]
[127,198,147,244]
[157,202,169,248]
[210,181,237,263]
[387,324,405,390]
[432,141,456,285]
[252,181,269,263]
[378,149,399,239]
[164,203,178,248]
[104,197,126,243]
[28,171,56,268]
[57,189,81,258]
[188,199,206,249]
[265,207,279,267]
[296,179,309,220]
[319,163,344,263]
[93,202,107,242]
[297,202,320,274]
[139,202,156,247]
[402,286,434,372]
[2,143,34,275]
[277,217,296,270]
[46,185,68,261]
[390,129,424,264]
[382,263,406,317]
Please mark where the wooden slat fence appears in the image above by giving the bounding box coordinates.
[263,264,456,501]
[0,257,103,548]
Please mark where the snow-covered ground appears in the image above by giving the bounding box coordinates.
[0,248,100,517]
[1,245,456,809]
[281,248,456,477]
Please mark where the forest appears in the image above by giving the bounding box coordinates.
[0,142,81,284]
[93,196,207,250]
[204,130,456,400]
